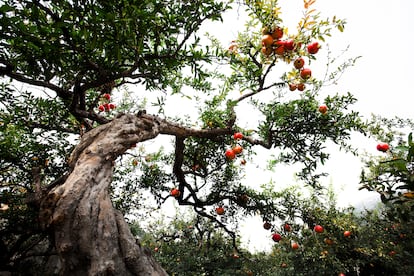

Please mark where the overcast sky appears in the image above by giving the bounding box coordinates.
[216,0,413,117]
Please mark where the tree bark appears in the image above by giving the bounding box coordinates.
[39,113,168,275]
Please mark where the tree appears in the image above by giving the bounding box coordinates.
[1,0,366,274]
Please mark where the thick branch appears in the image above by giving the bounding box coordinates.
[4,71,72,99]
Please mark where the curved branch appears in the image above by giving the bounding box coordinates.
[144,113,233,138]
[4,71,72,99]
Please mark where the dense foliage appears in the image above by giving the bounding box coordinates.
[145,184,414,276]
[0,0,413,275]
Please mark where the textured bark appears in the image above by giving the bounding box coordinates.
[39,114,168,276]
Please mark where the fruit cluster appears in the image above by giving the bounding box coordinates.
[260,27,328,115]
[260,26,320,85]
[261,27,296,57]
[97,93,116,112]
[225,132,244,161]
[287,42,319,92]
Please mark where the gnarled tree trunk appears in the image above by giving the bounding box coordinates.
[39,113,168,275]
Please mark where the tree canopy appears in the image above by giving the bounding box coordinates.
[1,0,413,275]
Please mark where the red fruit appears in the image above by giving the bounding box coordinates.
[263,221,272,230]
[314,225,324,233]
[297,83,305,91]
[103,103,110,111]
[240,159,247,165]
[272,233,282,242]
[233,132,244,140]
[284,39,295,51]
[291,242,299,250]
[216,206,225,215]
[307,41,320,54]
[98,105,105,112]
[318,104,328,114]
[376,142,389,152]
[283,223,292,232]
[300,68,312,79]
[103,93,111,100]
[338,273,346,276]
[274,46,285,55]
[109,103,116,109]
[389,250,396,257]
[274,40,285,55]
[271,27,284,40]
[344,231,351,237]
[261,46,272,56]
[232,145,243,155]
[262,34,274,47]
[225,149,236,160]
[294,57,305,69]
[289,83,297,91]
[170,188,180,198]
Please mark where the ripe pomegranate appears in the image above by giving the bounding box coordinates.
[170,188,180,198]
[216,206,225,215]
[283,223,292,232]
[272,233,282,242]
[271,27,284,40]
[297,83,305,91]
[233,132,244,140]
[284,39,295,51]
[314,225,324,233]
[300,68,312,79]
[262,34,274,47]
[294,57,305,69]
[307,41,320,54]
[291,242,299,250]
[376,142,390,152]
[225,149,236,160]
[263,221,272,230]
[232,145,243,155]
[318,104,328,114]
[261,46,272,56]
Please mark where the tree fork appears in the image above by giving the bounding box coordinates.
[38,112,233,275]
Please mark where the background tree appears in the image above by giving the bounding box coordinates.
[143,184,414,276]
[0,0,378,275]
